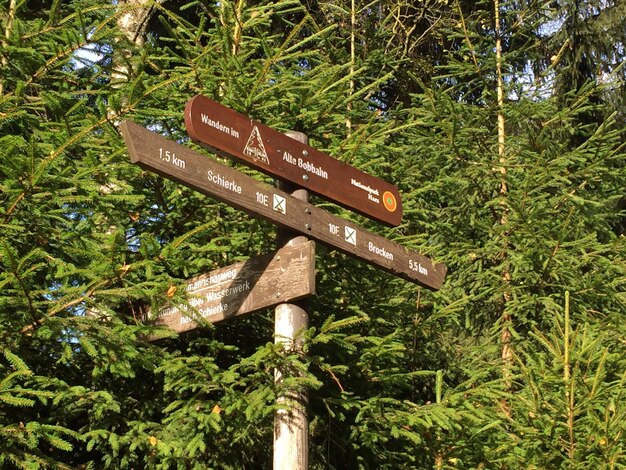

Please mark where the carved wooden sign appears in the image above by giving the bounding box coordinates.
[184,95,403,227]
[121,121,446,289]
[152,242,315,333]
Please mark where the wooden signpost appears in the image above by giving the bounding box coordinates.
[184,95,403,227]
[120,121,446,289]
[151,242,315,333]
[122,110,447,470]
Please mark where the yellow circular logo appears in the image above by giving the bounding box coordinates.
[382,191,397,212]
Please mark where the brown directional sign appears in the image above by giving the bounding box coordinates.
[151,242,315,333]
[121,121,446,289]
[184,95,403,227]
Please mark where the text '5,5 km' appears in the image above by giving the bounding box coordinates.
[121,121,446,289]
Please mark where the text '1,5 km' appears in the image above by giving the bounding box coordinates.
[121,121,446,289]
[185,95,403,227]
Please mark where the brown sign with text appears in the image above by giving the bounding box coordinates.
[121,121,446,289]
[152,242,315,333]
[184,95,403,226]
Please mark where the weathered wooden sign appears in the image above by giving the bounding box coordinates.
[152,242,315,333]
[184,95,403,227]
[121,121,446,289]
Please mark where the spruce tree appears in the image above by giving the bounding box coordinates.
[1,0,624,468]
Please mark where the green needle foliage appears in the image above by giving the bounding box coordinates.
[1,0,624,468]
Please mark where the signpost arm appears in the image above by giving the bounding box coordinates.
[274,131,310,470]
[120,121,446,288]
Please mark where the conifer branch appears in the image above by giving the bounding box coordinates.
[8,265,39,327]
[21,7,120,90]
[323,365,344,393]
[4,68,192,223]
[249,15,318,102]
[231,0,246,55]
[454,0,481,75]
[19,283,104,334]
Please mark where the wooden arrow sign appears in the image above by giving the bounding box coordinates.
[184,95,403,227]
[121,121,446,289]
[152,242,316,333]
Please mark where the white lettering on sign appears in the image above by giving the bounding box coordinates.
[409,260,428,275]
[368,242,394,261]
[256,191,269,206]
[297,158,328,179]
[199,303,228,317]
[283,151,297,165]
[205,280,251,302]
[158,305,179,317]
[159,148,186,169]
[186,278,209,292]
[345,226,357,246]
[181,302,229,323]
[200,114,239,138]
[208,268,238,286]
[282,151,328,179]
[207,170,242,194]
[186,268,239,294]
[350,178,380,198]
[158,267,244,324]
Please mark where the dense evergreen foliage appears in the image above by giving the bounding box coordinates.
[1,0,624,468]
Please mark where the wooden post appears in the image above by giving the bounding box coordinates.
[274,131,309,470]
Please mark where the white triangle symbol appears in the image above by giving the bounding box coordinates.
[243,126,269,164]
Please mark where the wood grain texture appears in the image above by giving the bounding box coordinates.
[184,95,403,226]
[120,121,446,289]
[151,242,316,333]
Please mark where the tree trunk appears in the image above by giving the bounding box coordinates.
[494,0,513,413]
[0,0,18,97]
[111,0,155,88]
